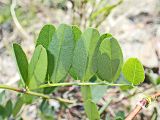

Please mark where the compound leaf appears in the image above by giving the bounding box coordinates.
[28,45,47,89]
[122,58,145,85]
[44,25,81,93]
[13,43,28,85]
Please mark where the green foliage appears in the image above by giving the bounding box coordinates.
[72,28,100,119]
[81,82,108,120]
[48,24,77,83]
[84,100,100,120]
[91,85,108,103]
[81,86,100,120]
[122,58,145,85]
[69,26,82,79]
[81,86,92,101]
[10,24,146,119]
[93,34,123,82]
[0,99,13,119]
[36,24,56,83]
[72,25,82,42]
[72,28,100,81]
[36,24,56,48]
[5,100,13,117]
[0,105,6,118]
[13,43,28,85]
[28,45,48,89]
[21,94,34,104]
[0,92,5,105]
[12,96,24,117]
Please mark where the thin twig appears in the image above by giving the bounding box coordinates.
[39,82,130,89]
[125,92,160,120]
[10,0,30,40]
[0,84,74,104]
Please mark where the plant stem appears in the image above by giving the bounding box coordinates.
[26,91,49,99]
[0,84,49,98]
[10,0,30,40]
[0,84,23,92]
[0,84,74,103]
[39,82,130,88]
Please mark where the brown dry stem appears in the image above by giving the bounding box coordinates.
[125,92,160,120]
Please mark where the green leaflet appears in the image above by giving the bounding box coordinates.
[13,43,28,85]
[21,94,34,104]
[0,105,6,120]
[28,45,48,89]
[46,51,54,81]
[84,99,100,120]
[72,25,82,42]
[69,25,82,79]
[81,86,92,101]
[48,24,77,83]
[91,85,108,103]
[72,28,100,81]
[12,96,24,117]
[36,24,56,81]
[36,24,56,48]
[5,100,12,117]
[93,34,123,82]
[0,105,6,118]
[122,58,145,85]
[89,76,108,103]
[81,86,100,120]
[81,79,107,120]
